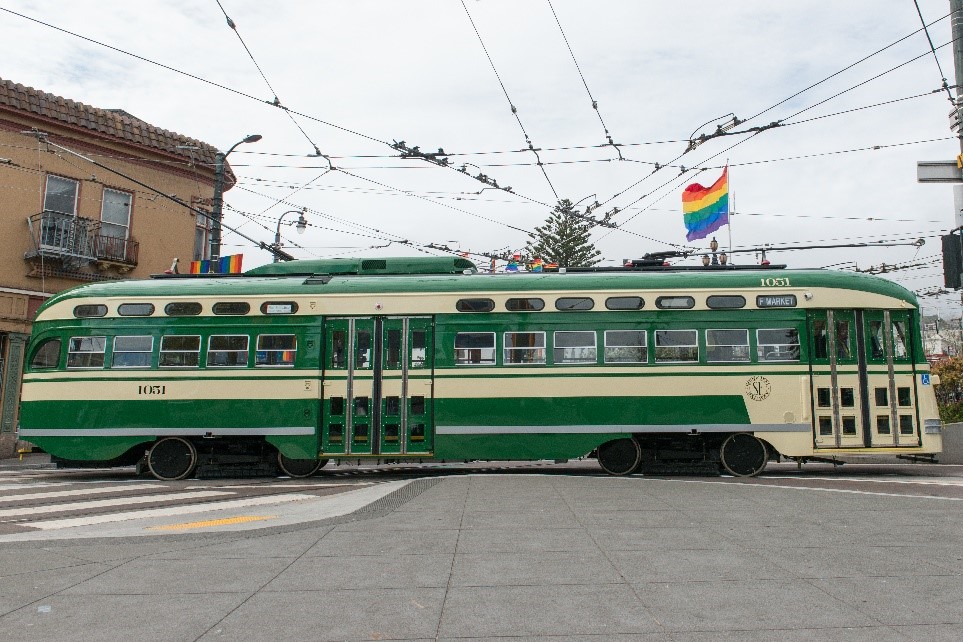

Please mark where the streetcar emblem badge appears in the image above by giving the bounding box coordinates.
[745,376,771,401]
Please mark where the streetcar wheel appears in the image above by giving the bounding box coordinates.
[719,434,769,477]
[597,438,642,476]
[147,437,198,481]
[277,453,327,478]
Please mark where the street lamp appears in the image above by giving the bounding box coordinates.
[272,208,308,263]
[709,236,719,265]
[210,134,262,262]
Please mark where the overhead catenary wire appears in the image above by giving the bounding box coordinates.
[912,0,954,102]
[460,0,559,200]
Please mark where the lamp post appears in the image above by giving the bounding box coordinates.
[210,134,262,262]
[709,236,719,265]
[273,208,308,263]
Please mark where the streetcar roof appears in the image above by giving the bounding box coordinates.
[35,264,919,312]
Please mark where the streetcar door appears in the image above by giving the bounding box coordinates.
[810,310,866,448]
[322,317,433,457]
[864,311,920,447]
[379,317,434,455]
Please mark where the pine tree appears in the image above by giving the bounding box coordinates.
[525,199,602,267]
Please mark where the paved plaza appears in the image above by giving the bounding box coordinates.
[0,472,961,641]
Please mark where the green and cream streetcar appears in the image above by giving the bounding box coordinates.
[18,256,942,480]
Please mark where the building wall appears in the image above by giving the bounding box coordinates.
[0,108,219,457]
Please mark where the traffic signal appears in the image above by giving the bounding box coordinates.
[942,232,963,289]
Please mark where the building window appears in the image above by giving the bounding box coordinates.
[455,332,495,365]
[194,216,210,261]
[554,331,597,364]
[256,335,296,367]
[44,175,79,215]
[604,330,647,363]
[504,332,546,364]
[159,335,201,367]
[706,329,750,362]
[208,335,249,367]
[66,336,106,369]
[112,336,153,368]
[654,330,698,362]
[100,188,132,239]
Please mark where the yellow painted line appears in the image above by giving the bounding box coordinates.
[147,515,276,531]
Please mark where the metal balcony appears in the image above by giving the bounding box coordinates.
[25,212,138,270]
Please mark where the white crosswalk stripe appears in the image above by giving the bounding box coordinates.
[0,490,232,518]
[0,483,160,503]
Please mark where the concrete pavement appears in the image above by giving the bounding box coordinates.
[0,472,961,641]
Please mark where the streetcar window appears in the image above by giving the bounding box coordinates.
[605,296,644,310]
[30,338,61,370]
[706,295,746,310]
[73,304,107,318]
[504,332,546,364]
[330,397,344,415]
[66,336,106,368]
[456,298,495,313]
[411,396,426,415]
[817,388,831,407]
[892,319,909,359]
[384,424,399,442]
[112,336,153,368]
[256,335,296,367]
[212,302,251,315]
[261,301,298,315]
[706,329,750,363]
[555,297,594,311]
[898,387,912,406]
[506,298,544,311]
[165,302,202,316]
[812,319,828,359]
[654,330,698,362]
[899,415,914,434]
[207,335,249,367]
[117,303,155,317]
[655,296,695,310]
[554,331,597,364]
[875,388,888,406]
[355,331,372,369]
[331,330,347,368]
[868,321,886,360]
[386,396,400,415]
[836,319,853,360]
[877,416,891,435]
[840,388,855,407]
[159,335,201,367]
[411,330,427,368]
[604,330,646,363]
[757,328,800,362]
[385,329,402,369]
[454,332,495,365]
[842,416,857,435]
[818,416,833,435]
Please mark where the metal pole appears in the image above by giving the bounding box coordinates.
[209,151,226,263]
[951,0,963,226]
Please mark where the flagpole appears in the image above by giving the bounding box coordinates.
[726,160,733,264]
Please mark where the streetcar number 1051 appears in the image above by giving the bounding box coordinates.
[137,385,166,395]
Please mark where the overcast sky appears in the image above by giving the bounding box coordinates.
[2,1,962,314]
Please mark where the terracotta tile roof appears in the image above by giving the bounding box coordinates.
[0,77,220,166]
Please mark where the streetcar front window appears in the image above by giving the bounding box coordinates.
[504,332,546,364]
[66,336,107,369]
[454,332,495,365]
[892,319,909,359]
[112,336,153,368]
[654,330,698,362]
[256,335,297,367]
[30,338,62,370]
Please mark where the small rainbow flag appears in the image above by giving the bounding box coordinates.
[189,254,244,274]
[682,167,729,242]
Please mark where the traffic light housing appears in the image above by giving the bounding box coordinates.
[942,232,963,289]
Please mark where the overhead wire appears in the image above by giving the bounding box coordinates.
[912,0,954,101]
[460,0,559,200]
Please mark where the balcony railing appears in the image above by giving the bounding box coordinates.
[26,211,139,269]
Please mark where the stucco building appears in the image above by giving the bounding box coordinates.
[0,77,229,458]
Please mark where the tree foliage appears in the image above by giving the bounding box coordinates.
[525,199,602,268]
[932,356,963,422]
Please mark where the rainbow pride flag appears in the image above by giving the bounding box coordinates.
[189,254,244,274]
[682,167,729,242]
